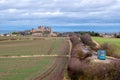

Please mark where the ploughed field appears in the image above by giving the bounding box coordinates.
[0,37,64,56]
[0,57,55,80]
[0,37,70,80]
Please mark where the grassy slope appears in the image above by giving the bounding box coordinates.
[92,37,120,53]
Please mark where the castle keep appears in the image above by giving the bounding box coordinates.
[31,26,56,37]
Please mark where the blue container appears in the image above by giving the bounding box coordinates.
[97,50,106,60]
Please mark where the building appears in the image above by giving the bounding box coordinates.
[31,26,56,37]
[0,34,4,36]
[99,33,115,38]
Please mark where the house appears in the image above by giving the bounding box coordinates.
[115,32,120,38]
[0,34,4,36]
[50,32,57,37]
[99,33,115,38]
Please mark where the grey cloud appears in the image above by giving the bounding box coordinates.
[0,0,120,28]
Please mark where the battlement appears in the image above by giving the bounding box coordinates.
[31,26,51,33]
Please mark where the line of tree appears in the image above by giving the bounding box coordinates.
[74,31,100,37]
[12,31,32,36]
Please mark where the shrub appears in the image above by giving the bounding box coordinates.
[80,34,96,46]
[80,34,99,51]
[70,35,81,48]
[101,43,119,58]
[77,61,120,80]
[80,34,92,45]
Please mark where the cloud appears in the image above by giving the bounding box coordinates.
[0,0,120,31]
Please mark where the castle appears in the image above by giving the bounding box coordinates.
[31,26,57,37]
[32,26,51,33]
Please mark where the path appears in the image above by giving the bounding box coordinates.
[81,42,119,63]
[0,54,70,58]
[33,39,72,80]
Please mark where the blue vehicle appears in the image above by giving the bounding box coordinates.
[97,50,106,60]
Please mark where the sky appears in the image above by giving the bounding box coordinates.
[0,0,120,33]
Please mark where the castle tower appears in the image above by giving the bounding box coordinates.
[31,28,35,33]
[38,26,44,32]
[44,27,52,33]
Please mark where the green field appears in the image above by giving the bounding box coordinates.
[0,57,55,80]
[0,37,64,56]
[0,37,69,80]
[92,37,120,53]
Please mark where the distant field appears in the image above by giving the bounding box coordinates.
[92,37,120,53]
[0,36,66,41]
[0,37,69,80]
[92,37,120,46]
[0,37,64,56]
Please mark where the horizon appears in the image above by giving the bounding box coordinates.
[0,26,120,34]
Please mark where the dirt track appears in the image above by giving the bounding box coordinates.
[33,39,72,80]
[0,54,70,58]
